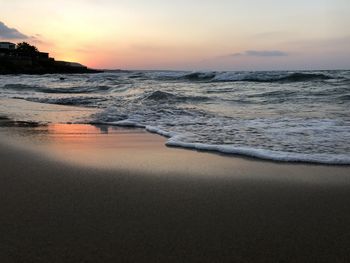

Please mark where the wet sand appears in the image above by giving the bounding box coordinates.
[1,124,350,262]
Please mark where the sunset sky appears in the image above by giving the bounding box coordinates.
[1,0,349,70]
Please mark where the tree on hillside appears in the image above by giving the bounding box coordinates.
[16,42,38,55]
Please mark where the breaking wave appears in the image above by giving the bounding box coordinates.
[151,71,335,83]
[144,90,210,103]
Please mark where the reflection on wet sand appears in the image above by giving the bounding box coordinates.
[0,123,349,185]
[31,124,169,171]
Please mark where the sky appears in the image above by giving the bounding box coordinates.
[1,0,350,70]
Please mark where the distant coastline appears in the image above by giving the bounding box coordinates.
[0,41,102,74]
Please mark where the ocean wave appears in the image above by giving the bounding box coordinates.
[151,71,334,83]
[25,96,107,106]
[338,94,350,102]
[128,73,146,79]
[212,72,333,82]
[145,90,176,100]
[2,84,112,94]
[276,73,332,82]
[144,90,210,103]
[248,90,297,98]
[2,84,42,91]
[182,72,217,81]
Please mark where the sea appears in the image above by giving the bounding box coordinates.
[0,70,349,164]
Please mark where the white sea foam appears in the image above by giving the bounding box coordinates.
[145,125,178,138]
[102,120,145,128]
[104,121,350,164]
[166,140,350,165]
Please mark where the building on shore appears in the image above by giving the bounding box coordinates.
[0,41,100,74]
[0,42,16,50]
[0,42,49,59]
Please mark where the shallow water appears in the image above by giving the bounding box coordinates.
[0,70,349,164]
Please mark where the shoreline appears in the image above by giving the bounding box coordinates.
[1,124,350,262]
[1,96,349,166]
[1,122,350,173]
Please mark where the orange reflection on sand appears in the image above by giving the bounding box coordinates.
[45,124,110,151]
[38,124,167,169]
[47,124,103,135]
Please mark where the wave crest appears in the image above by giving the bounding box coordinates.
[144,90,210,103]
[151,71,334,83]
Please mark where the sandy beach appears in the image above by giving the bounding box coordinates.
[2,0,350,261]
[1,123,350,262]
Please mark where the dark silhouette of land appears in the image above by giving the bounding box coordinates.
[0,42,102,74]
